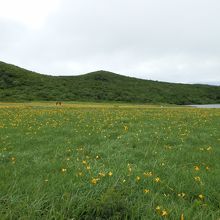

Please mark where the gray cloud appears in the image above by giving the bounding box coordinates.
[0,0,220,84]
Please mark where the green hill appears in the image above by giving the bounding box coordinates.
[0,61,220,104]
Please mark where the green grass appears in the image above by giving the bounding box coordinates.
[1,60,220,104]
[0,102,220,219]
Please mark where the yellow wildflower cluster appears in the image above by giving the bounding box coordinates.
[143,171,153,177]
[156,206,168,217]
[1,102,218,219]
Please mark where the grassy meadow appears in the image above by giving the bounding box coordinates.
[0,102,220,219]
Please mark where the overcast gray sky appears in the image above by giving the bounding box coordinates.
[0,0,220,84]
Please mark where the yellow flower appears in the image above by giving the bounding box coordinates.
[180,213,184,220]
[124,125,128,131]
[144,189,150,194]
[143,172,153,177]
[178,193,186,198]
[194,176,201,182]
[78,172,83,176]
[154,177,161,182]
[194,166,200,171]
[198,194,205,200]
[82,160,87,165]
[108,171,113,176]
[86,166,91,170]
[205,166,210,171]
[96,155,99,159]
[91,178,99,185]
[136,176,141,181]
[99,172,105,177]
[155,206,161,211]
[161,210,168,217]
[156,206,168,216]
[11,157,16,161]
[206,146,212,151]
[61,168,67,172]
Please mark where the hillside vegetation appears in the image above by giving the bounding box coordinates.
[0,61,220,104]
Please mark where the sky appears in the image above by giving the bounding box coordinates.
[0,0,220,84]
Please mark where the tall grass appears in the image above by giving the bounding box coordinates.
[0,103,219,219]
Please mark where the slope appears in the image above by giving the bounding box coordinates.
[0,61,220,104]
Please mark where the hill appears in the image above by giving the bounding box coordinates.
[0,61,220,104]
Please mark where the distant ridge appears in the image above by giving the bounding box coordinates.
[0,61,220,104]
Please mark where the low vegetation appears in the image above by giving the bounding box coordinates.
[0,102,219,219]
[1,61,220,104]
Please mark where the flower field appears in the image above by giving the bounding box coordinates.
[0,102,219,219]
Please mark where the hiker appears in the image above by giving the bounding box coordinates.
[56,101,62,106]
